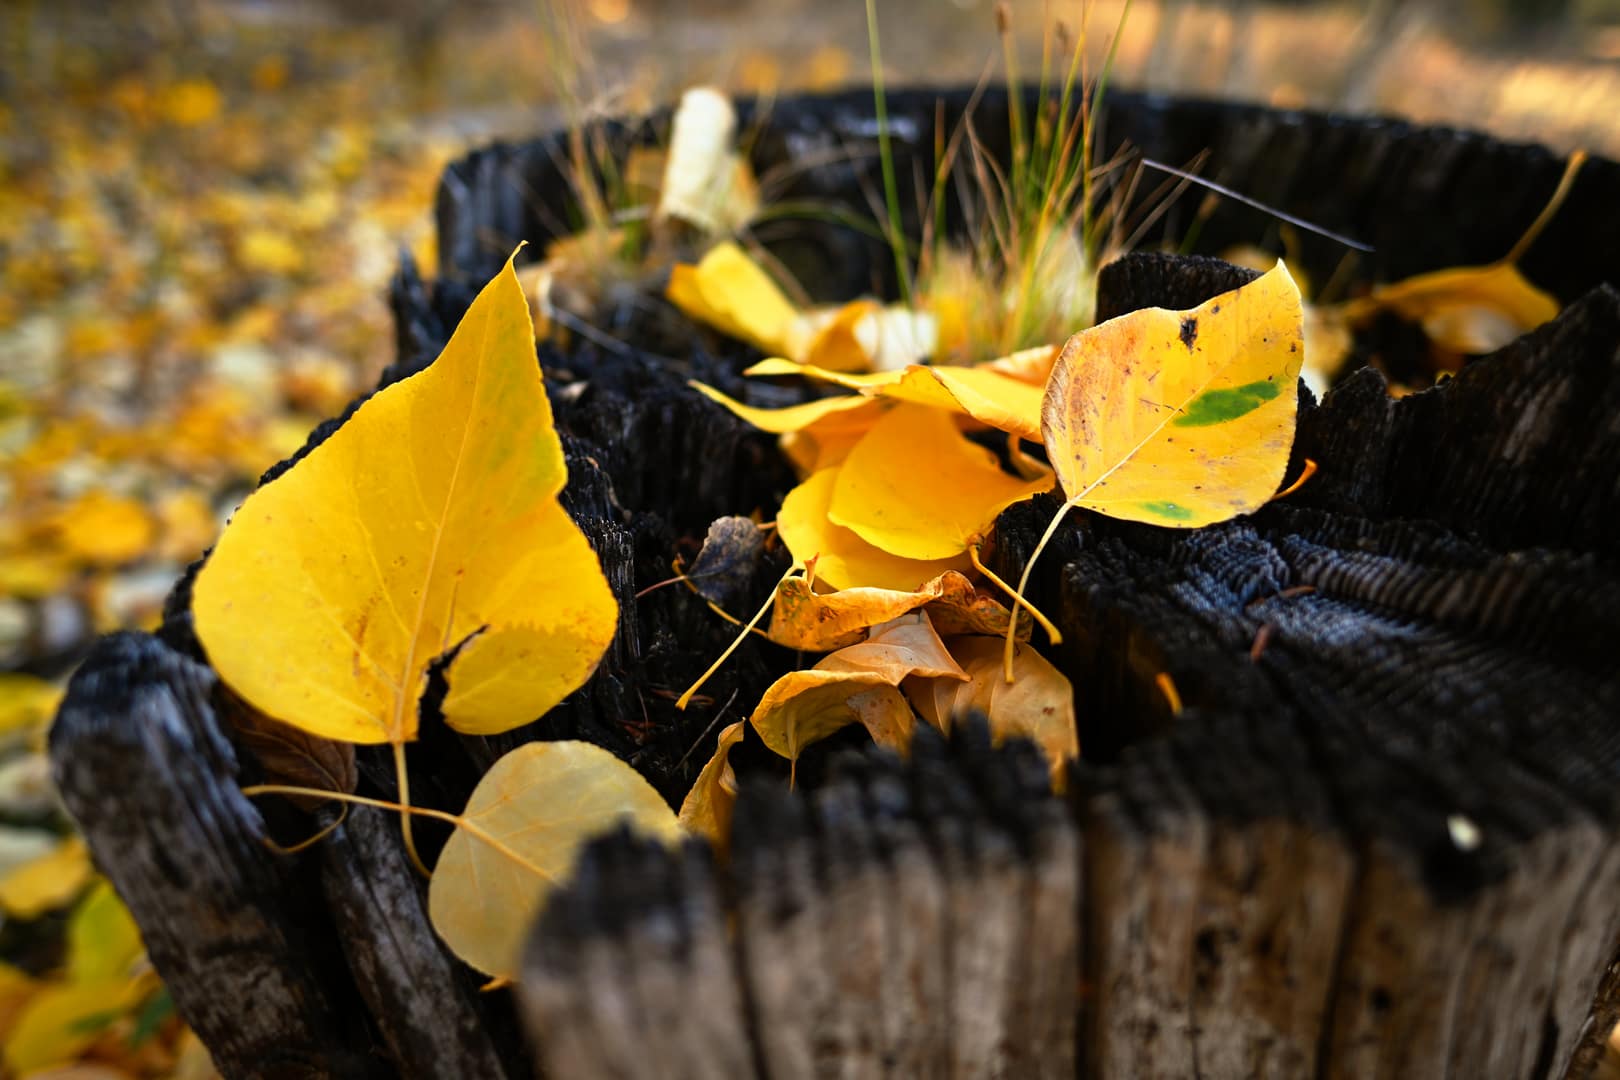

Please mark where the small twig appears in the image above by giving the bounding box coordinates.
[673,688,741,777]
[1139,159,1375,252]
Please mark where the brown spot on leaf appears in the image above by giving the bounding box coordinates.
[1179,317,1198,350]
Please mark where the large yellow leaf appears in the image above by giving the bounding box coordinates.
[905,635,1077,787]
[193,255,616,745]
[1041,261,1304,528]
[829,404,1050,560]
[428,741,681,980]
[777,467,969,592]
[744,354,1046,439]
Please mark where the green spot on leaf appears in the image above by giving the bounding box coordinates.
[1173,380,1281,427]
[1139,500,1195,521]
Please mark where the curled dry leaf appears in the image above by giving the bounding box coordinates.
[905,635,1077,787]
[428,741,682,981]
[748,612,964,764]
[192,253,617,745]
[1041,261,1305,528]
[684,516,769,609]
[768,569,1022,652]
[676,719,746,852]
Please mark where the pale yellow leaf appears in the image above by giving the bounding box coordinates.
[428,741,680,980]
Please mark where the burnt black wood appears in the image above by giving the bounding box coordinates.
[49,88,1620,1079]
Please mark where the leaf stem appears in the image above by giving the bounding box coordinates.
[968,539,1062,643]
[241,784,557,884]
[676,566,793,710]
[393,741,431,877]
[1502,148,1587,265]
[1003,498,1078,681]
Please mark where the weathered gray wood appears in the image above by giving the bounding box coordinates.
[50,632,371,1078]
[519,834,757,1079]
[318,806,517,1080]
[521,727,1083,1080]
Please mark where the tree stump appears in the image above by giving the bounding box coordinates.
[50,88,1620,1078]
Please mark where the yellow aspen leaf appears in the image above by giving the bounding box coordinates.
[777,467,969,592]
[1004,262,1304,678]
[48,492,155,568]
[66,881,144,985]
[159,79,221,126]
[829,403,1050,560]
[742,356,902,389]
[749,612,963,763]
[1339,150,1583,358]
[0,837,93,920]
[0,675,63,738]
[192,253,616,746]
[666,242,801,355]
[768,569,1017,652]
[1041,261,1304,529]
[0,551,73,599]
[677,719,746,851]
[905,635,1077,787]
[1,978,147,1076]
[745,353,1048,438]
[1348,262,1557,356]
[981,344,1059,385]
[687,379,882,434]
[798,300,881,372]
[876,364,1046,441]
[427,741,681,981]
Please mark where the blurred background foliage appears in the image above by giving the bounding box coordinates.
[3,0,1619,1076]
